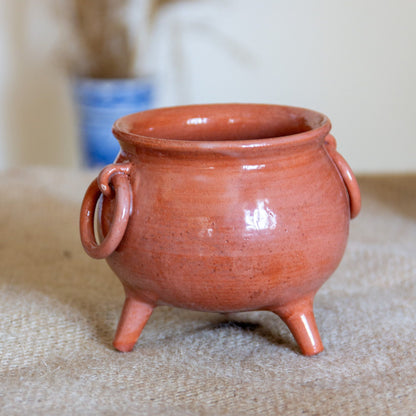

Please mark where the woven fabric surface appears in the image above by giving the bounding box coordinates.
[0,167,415,415]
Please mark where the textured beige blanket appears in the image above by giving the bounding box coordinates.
[1,167,415,415]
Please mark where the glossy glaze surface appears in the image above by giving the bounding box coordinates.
[80,104,361,356]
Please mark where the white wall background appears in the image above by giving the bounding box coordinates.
[0,0,415,173]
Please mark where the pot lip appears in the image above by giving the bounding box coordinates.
[112,103,332,153]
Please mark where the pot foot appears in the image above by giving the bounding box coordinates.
[113,296,154,352]
[272,296,324,356]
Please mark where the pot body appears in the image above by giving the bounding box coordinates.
[80,103,361,355]
[99,139,349,312]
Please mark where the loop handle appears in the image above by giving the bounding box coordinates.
[80,163,132,259]
[325,135,361,219]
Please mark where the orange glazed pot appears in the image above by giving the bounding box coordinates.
[80,104,361,356]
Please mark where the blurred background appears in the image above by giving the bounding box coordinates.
[0,0,415,172]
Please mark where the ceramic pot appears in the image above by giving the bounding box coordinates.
[80,104,361,356]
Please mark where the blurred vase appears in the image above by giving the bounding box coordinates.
[74,77,154,167]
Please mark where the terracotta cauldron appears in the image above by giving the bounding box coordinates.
[80,104,361,356]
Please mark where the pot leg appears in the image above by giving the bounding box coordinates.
[272,295,324,356]
[113,296,154,352]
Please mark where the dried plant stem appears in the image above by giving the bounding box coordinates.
[73,0,136,78]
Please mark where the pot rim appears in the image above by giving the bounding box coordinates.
[112,103,331,153]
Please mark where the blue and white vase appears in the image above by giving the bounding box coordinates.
[74,77,154,167]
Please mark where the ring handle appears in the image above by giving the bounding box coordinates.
[325,135,361,219]
[80,163,132,259]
